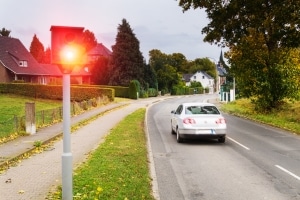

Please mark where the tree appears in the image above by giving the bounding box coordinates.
[149,49,186,92]
[0,28,11,37]
[90,56,110,85]
[82,29,97,52]
[156,64,180,93]
[227,31,300,109]
[168,53,188,73]
[188,58,216,78]
[143,63,158,89]
[178,0,300,110]
[30,34,45,63]
[44,47,51,64]
[107,19,145,87]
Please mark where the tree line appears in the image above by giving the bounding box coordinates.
[1,20,218,97]
[3,0,300,111]
[178,0,300,111]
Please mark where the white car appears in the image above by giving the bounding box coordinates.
[171,102,226,143]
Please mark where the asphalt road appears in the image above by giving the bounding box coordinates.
[147,94,300,200]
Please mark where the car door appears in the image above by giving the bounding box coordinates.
[171,105,183,129]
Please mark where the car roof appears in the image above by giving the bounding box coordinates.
[181,102,217,107]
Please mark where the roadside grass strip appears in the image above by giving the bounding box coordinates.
[49,108,155,200]
[221,98,300,135]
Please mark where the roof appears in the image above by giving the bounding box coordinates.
[87,43,112,57]
[216,64,227,77]
[0,36,62,76]
[182,73,193,82]
[199,71,213,79]
[0,36,91,76]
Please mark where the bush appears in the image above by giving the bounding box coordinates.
[0,83,114,102]
[129,80,139,99]
[147,88,158,97]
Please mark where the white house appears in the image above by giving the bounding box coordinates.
[183,71,214,94]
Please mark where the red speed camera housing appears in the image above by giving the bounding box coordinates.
[50,26,85,73]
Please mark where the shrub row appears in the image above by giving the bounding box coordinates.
[0,83,114,102]
[171,86,205,95]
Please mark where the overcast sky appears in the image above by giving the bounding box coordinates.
[1,0,223,62]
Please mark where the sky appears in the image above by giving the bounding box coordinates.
[1,0,224,63]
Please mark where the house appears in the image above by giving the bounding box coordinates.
[215,62,227,93]
[183,71,214,94]
[0,36,91,85]
[87,43,112,63]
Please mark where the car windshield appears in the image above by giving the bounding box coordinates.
[185,105,220,115]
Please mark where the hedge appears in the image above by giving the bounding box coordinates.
[0,83,114,102]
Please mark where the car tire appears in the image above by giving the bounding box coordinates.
[176,128,183,143]
[218,136,226,143]
[171,125,176,135]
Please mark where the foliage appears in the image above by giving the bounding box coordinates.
[149,49,185,92]
[44,47,51,64]
[187,57,216,78]
[0,27,11,37]
[168,52,189,73]
[221,98,300,135]
[108,19,145,87]
[143,63,158,89]
[29,34,45,63]
[228,31,300,110]
[177,0,300,110]
[90,56,111,85]
[0,83,115,102]
[190,81,202,88]
[147,88,158,97]
[96,85,129,98]
[82,29,97,51]
[178,0,300,48]
[149,49,215,94]
[128,80,139,99]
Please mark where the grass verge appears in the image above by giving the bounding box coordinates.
[220,98,300,135]
[48,108,155,200]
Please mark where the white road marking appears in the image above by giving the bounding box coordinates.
[275,165,300,181]
[227,136,250,150]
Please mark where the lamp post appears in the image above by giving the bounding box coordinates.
[50,26,85,200]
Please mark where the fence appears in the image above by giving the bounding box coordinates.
[0,96,109,140]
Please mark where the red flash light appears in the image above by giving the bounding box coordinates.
[60,45,80,64]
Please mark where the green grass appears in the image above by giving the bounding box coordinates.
[0,94,62,140]
[49,108,154,200]
[221,98,300,135]
[0,94,62,121]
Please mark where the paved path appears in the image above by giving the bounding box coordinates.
[0,97,167,200]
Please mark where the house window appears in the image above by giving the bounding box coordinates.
[202,76,205,79]
[194,76,196,79]
[19,60,28,67]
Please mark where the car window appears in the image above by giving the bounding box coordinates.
[175,105,183,114]
[185,106,220,114]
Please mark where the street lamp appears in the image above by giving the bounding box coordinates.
[50,26,85,200]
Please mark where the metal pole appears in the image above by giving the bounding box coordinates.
[233,77,236,101]
[62,73,73,199]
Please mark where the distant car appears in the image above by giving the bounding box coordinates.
[171,102,226,143]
